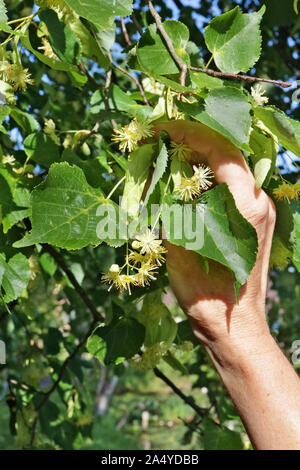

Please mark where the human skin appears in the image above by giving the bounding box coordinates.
[154,120,300,450]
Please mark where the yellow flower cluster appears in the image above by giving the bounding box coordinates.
[112,118,154,153]
[44,119,60,145]
[169,141,192,162]
[102,229,167,293]
[251,84,269,106]
[38,37,58,60]
[273,181,300,202]
[174,164,214,202]
[0,62,33,91]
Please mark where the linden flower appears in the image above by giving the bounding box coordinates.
[128,251,150,266]
[38,37,58,59]
[130,118,154,140]
[192,164,214,190]
[6,65,34,91]
[112,118,154,153]
[102,265,135,294]
[112,124,139,152]
[174,177,202,202]
[44,118,56,135]
[0,60,10,78]
[169,141,192,162]
[2,155,15,165]
[148,246,167,266]
[132,264,158,287]
[133,229,163,255]
[101,264,120,290]
[273,182,300,202]
[251,84,269,107]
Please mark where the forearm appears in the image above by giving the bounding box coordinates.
[205,328,300,450]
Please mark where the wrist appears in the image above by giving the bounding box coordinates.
[203,325,277,378]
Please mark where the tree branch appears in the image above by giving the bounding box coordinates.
[78,61,99,90]
[43,245,103,322]
[130,12,143,36]
[148,1,292,89]
[120,17,131,46]
[114,64,149,105]
[153,367,208,417]
[29,245,209,443]
[148,0,187,86]
[189,66,292,89]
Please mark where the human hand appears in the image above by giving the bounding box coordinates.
[154,121,276,357]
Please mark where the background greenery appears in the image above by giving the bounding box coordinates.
[0,0,300,450]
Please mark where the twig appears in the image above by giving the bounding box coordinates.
[153,366,208,417]
[130,12,143,36]
[78,61,98,90]
[148,1,187,86]
[105,67,117,129]
[172,0,184,9]
[148,1,292,89]
[189,66,292,89]
[43,245,103,322]
[120,17,131,46]
[114,64,149,105]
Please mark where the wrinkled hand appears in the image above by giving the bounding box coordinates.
[154,121,276,349]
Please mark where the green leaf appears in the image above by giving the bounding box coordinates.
[13,162,108,250]
[24,132,60,168]
[0,253,31,303]
[39,9,81,64]
[294,0,299,14]
[10,108,39,134]
[162,184,258,295]
[189,70,223,90]
[21,31,80,73]
[57,8,111,68]
[192,87,252,152]
[64,0,133,31]
[87,317,145,365]
[39,252,57,277]
[151,74,195,93]
[0,172,30,233]
[205,6,265,74]
[203,418,244,450]
[0,0,13,33]
[137,21,190,75]
[249,126,278,188]
[136,291,177,347]
[121,144,154,217]
[254,106,300,158]
[90,85,140,115]
[143,140,168,206]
